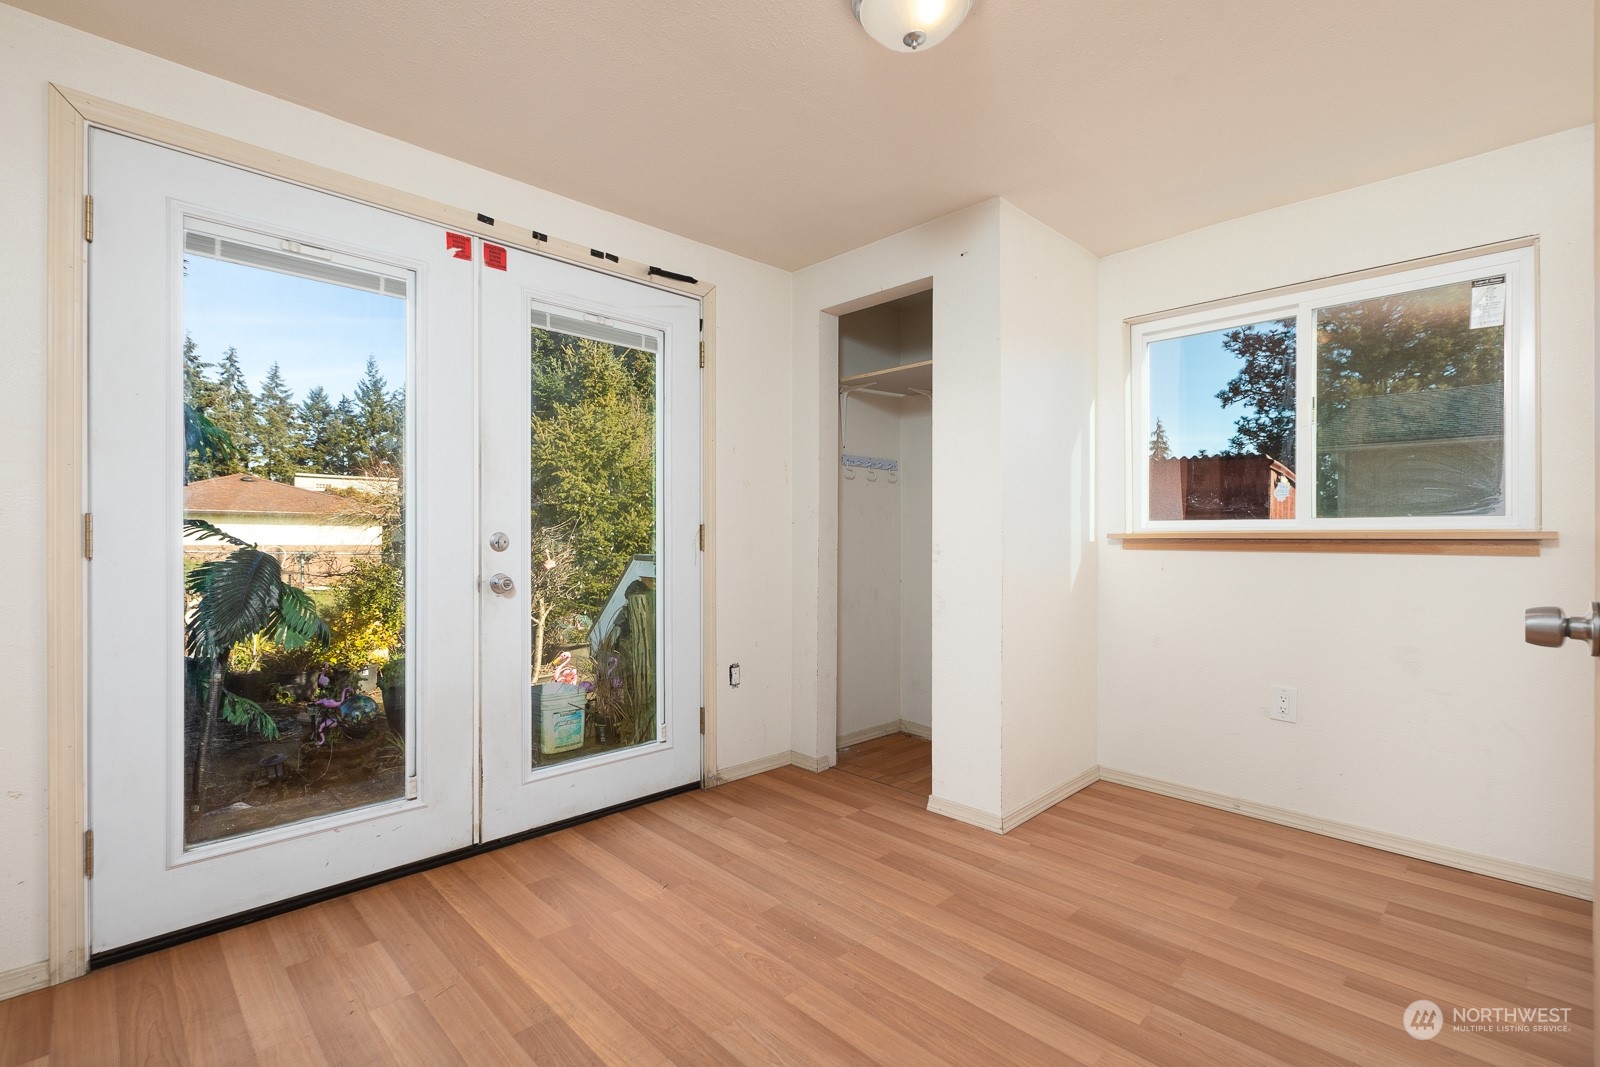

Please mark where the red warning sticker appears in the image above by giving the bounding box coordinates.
[483,243,508,271]
[445,232,472,260]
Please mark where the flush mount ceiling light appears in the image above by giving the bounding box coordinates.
[853,0,974,53]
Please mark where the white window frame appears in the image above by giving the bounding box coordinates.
[1129,243,1539,533]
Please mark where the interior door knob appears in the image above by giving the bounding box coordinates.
[488,573,516,597]
[1525,603,1600,655]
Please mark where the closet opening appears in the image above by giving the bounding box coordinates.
[834,287,933,799]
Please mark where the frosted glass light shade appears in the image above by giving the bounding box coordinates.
[853,0,974,53]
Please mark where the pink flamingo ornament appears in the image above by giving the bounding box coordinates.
[308,687,352,745]
[551,651,579,685]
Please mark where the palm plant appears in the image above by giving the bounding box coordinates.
[182,402,329,808]
[185,521,329,807]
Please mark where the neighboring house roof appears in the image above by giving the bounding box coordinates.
[185,473,363,518]
[1319,383,1503,450]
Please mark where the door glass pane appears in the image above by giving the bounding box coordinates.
[1315,278,1506,518]
[1146,317,1298,520]
[181,229,410,847]
[528,315,662,769]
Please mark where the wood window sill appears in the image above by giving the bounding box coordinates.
[1108,530,1557,556]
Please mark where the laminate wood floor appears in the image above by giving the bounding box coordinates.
[836,732,932,797]
[0,749,1590,1065]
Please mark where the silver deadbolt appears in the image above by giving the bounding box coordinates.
[489,531,510,552]
[1524,603,1600,656]
[488,572,516,597]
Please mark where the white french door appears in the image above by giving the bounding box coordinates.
[87,130,479,953]
[478,242,702,841]
[85,130,702,955]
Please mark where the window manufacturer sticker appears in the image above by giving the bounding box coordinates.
[1470,276,1505,329]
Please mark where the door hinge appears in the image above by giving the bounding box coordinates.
[699,707,705,735]
[699,524,705,551]
[84,194,94,244]
[82,512,94,560]
[84,829,94,879]
[699,340,705,369]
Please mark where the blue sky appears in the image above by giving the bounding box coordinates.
[183,256,407,405]
[1149,326,1264,456]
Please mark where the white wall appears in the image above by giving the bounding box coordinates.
[998,203,1100,815]
[1096,127,1596,884]
[837,392,904,739]
[0,2,794,977]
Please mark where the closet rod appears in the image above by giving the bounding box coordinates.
[838,382,933,450]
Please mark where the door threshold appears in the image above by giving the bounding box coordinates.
[89,780,700,970]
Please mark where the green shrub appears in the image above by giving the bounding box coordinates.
[324,557,404,670]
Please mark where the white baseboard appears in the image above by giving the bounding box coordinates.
[788,750,834,773]
[838,720,933,748]
[1099,768,1594,901]
[928,765,1101,835]
[713,748,837,785]
[1001,765,1101,831]
[926,794,1004,833]
[837,722,902,748]
[710,751,793,785]
[0,960,50,1002]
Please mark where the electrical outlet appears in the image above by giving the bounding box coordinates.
[729,663,741,688]
[1270,685,1297,723]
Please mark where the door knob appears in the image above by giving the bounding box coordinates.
[1525,603,1600,655]
[488,573,516,597]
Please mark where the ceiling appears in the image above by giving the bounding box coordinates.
[23,0,1593,270]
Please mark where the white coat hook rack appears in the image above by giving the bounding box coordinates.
[841,453,899,485]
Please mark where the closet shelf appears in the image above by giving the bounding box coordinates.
[839,360,933,396]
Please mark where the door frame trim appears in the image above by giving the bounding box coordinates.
[44,83,720,989]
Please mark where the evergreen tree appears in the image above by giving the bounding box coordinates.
[182,334,214,408]
[350,355,403,474]
[209,347,255,476]
[294,386,338,472]
[1148,417,1172,461]
[254,363,299,483]
[326,397,360,475]
[530,334,656,623]
[182,334,229,480]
